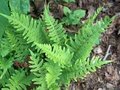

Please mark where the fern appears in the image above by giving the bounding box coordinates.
[0,3,113,90]
[5,29,30,61]
[0,68,15,88]
[35,43,74,67]
[45,60,62,89]
[0,38,12,57]
[43,5,67,45]
[68,10,112,61]
[0,12,49,47]
[2,70,33,90]
[29,50,47,90]
[0,57,13,79]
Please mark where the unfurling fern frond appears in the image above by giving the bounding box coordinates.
[2,70,32,90]
[35,43,74,67]
[0,12,49,47]
[43,5,67,45]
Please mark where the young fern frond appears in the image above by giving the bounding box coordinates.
[0,12,48,47]
[43,5,67,45]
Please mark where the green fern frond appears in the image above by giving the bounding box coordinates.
[29,50,62,89]
[0,12,49,47]
[73,57,111,79]
[59,57,111,85]
[45,60,62,88]
[29,50,47,89]
[5,29,30,61]
[43,5,67,45]
[2,70,32,90]
[0,57,13,79]
[29,50,45,76]
[0,69,15,89]
[68,15,112,61]
[0,38,12,57]
[35,43,74,67]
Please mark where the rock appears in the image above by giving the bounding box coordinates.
[98,88,106,90]
[106,83,114,90]
[98,88,103,90]
[94,46,103,54]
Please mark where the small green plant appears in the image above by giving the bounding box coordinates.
[62,6,86,25]
[0,1,113,90]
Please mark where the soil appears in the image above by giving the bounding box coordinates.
[30,0,120,90]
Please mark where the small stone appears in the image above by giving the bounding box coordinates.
[98,88,106,90]
[119,71,120,74]
[94,46,103,54]
[106,83,114,90]
[98,88,103,90]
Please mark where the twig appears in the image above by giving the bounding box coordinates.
[103,45,112,60]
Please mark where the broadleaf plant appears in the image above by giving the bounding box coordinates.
[0,2,113,90]
[0,0,10,40]
[62,6,86,25]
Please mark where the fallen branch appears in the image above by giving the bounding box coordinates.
[103,45,112,60]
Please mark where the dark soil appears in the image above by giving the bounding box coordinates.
[30,0,120,90]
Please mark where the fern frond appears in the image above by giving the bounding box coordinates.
[35,43,74,67]
[29,50,45,76]
[43,5,67,45]
[2,70,32,90]
[5,29,30,61]
[59,57,111,85]
[29,50,62,89]
[29,50,47,90]
[0,69,14,89]
[0,57,13,79]
[73,57,111,78]
[0,38,12,57]
[68,15,112,61]
[0,12,49,47]
[45,60,62,88]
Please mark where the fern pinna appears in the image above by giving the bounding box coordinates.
[0,4,113,90]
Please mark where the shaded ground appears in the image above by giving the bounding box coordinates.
[30,0,120,90]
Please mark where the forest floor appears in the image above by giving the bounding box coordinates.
[30,0,120,90]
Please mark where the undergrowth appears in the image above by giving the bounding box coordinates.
[0,0,113,90]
